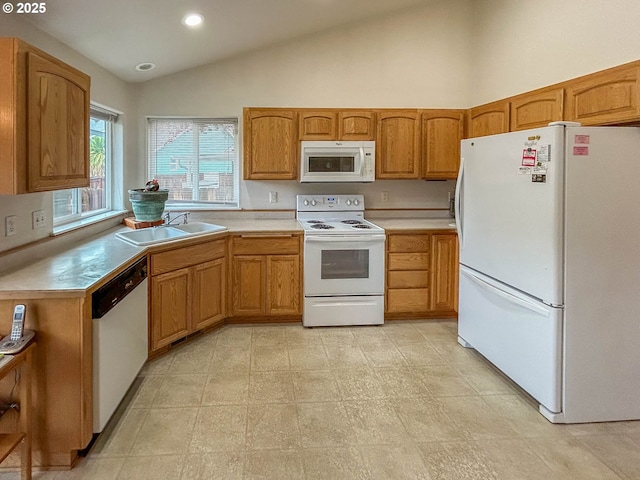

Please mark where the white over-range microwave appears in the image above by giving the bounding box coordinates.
[300,140,375,183]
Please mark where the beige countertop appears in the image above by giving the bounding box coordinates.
[372,218,456,230]
[0,216,453,296]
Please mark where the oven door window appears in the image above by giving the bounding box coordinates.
[321,249,369,279]
[308,156,356,173]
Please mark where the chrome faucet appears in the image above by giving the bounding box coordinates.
[164,212,190,225]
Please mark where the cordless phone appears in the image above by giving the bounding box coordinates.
[0,304,35,354]
[10,304,25,341]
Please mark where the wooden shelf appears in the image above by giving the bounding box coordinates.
[0,433,26,463]
[0,342,34,480]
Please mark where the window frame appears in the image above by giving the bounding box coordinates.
[53,105,116,227]
[147,117,240,210]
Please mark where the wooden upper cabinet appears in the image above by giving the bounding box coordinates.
[468,100,510,138]
[338,111,375,140]
[299,111,337,140]
[243,108,298,180]
[421,109,465,179]
[376,110,421,179]
[510,87,564,131]
[0,37,90,194]
[565,62,640,125]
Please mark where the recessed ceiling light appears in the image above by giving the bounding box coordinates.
[182,13,204,27]
[135,62,156,72]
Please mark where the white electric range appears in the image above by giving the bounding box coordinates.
[296,194,385,327]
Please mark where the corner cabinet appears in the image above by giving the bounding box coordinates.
[243,108,298,180]
[230,233,302,318]
[0,37,90,195]
[149,238,226,352]
[385,231,458,318]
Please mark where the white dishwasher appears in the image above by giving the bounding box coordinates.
[91,257,148,433]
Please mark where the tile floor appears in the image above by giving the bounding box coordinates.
[3,319,640,479]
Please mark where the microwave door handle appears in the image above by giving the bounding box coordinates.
[359,147,365,175]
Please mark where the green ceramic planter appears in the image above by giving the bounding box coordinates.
[128,189,169,222]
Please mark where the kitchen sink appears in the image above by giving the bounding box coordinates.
[115,222,227,246]
[172,222,227,234]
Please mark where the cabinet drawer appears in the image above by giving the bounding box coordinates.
[387,270,429,289]
[388,252,429,271]
[151,239,226,275]
[387,288,429,313]
[233,235,300,255]
[388,234,430,253]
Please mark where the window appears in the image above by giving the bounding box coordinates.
[53,106,115,225]
[147,118,239,208]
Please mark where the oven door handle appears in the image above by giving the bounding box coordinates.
[305,234,386,243]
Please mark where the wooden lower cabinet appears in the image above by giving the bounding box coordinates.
[230,234,302,318]
[149,239,226,352]
[385,231,458,317]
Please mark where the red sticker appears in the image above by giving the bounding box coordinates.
[573,146,589,156]
[575,135,590,144]
[521,149,537,166]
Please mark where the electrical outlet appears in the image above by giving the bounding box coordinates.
[32,210,46,229]
[381,191,389,203]
[269,191,278,203]
[4,216,16,237]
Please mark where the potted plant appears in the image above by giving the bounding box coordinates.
[128,179,169,222]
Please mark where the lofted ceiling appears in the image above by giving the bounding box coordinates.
[26,0,435,83]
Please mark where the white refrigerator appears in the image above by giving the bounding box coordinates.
[455,123,640,423]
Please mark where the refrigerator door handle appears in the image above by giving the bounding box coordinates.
[455,155,464,246]
[461,267,550,316]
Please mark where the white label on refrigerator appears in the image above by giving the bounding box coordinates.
[538,145,551,163]
[533,164,548,174]
[521,149,537,166]
[518,166,532,175]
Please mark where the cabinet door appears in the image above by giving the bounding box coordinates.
[150,268,191,350]
[421,110,465,179]
[565,63,640,125]
[338,111,375,140]
[266,255,301,315]
[192,258,226,331]
[299,110,337,140]
[376,110,421,179]
[27,50,90,192]
[468,100,510,138]
[430,234,458,313]
[510,88,564,131]
[243,108,298,179]
[232,255,266,315]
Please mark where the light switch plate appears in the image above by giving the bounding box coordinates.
[32,210,46,229]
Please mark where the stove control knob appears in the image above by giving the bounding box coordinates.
[353,199,360,206]
[346,199,352,206]
[311,199,317,206]
[303,199,310,206]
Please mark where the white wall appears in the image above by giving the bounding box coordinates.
[470,0,640,105]
[0,15,137,252]
[136,0,474,211]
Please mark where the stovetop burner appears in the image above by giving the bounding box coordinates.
[352,224,372,229]
[341,220,364,225]
[307,220,324,224]
[310,224,334,229]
